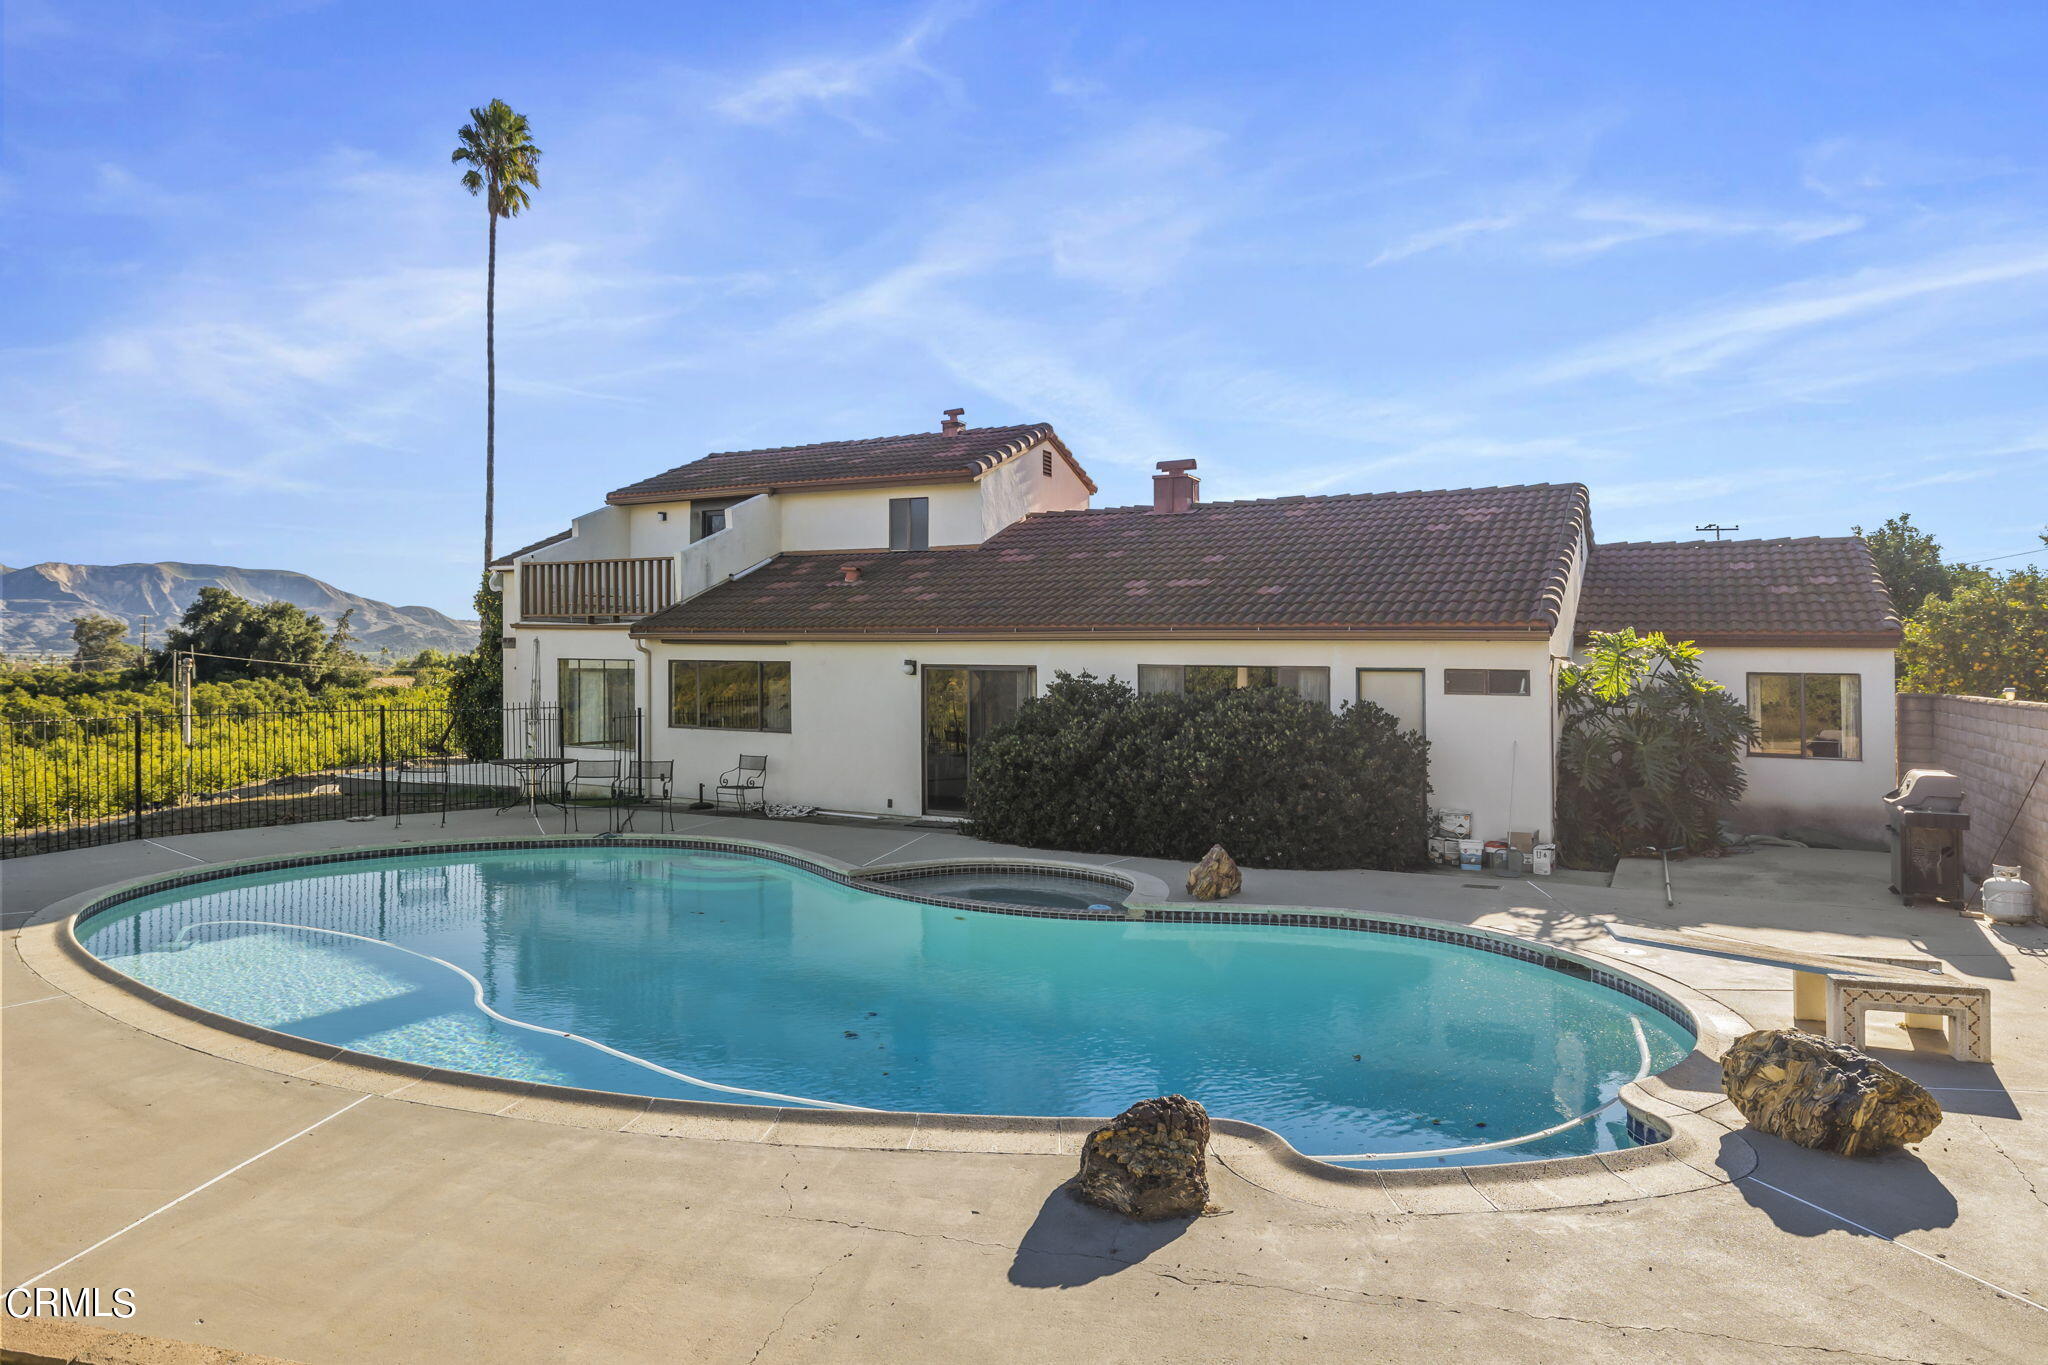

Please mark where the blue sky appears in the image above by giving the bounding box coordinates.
[5,1,2046,617]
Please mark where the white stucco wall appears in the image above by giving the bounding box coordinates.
[776,484,985,551]
[1689,644,1897,845]
[977,441,1093,537]
[676,495,781,600]
[504,629,1561,849]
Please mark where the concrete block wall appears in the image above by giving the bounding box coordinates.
[1896,693,2048,882]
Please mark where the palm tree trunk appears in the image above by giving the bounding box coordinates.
[484,203,498,570]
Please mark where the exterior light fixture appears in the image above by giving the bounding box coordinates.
[902,659,917,675]
[656,510,668,521]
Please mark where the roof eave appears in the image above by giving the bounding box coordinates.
[605,468,984,505]
[1571,628,1903,648]
[629,621,1559,642]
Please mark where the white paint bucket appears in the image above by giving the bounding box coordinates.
[1531,845,1556,876]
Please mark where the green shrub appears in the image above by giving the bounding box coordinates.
[1556,629,1755,868]
[965,671,1431,870]
[446,574,505,758]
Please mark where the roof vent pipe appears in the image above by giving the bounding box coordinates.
[1152,459,1200,513]
[839,564,863,585]
[941,408,966,435]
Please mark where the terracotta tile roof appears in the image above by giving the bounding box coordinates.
[606,424,1094,503]
[490,530,571,567]
[633,484,1589,638]
[1577,537,1901,643]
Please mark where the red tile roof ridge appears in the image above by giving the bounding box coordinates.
[1028,480,1590,518]
[697,423,1052,461]
[1595,535,1865,549]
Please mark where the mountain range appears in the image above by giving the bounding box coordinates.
[1,562,481,658]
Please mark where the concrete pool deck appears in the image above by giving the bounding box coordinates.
[4,812,2046,1362]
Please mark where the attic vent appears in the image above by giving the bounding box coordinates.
[1042,449,1054,477]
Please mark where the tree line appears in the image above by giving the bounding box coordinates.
[1855,515,2047,701]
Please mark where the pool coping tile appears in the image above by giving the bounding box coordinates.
[13,831,1750,1210]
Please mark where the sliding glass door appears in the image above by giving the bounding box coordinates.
[922,666,1034,813]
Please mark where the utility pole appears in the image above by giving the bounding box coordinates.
[1695,523,1741,541]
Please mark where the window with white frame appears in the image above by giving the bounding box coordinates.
[1747,673,1862,759]
[1137,665,1331,704]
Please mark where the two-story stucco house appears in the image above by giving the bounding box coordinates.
[493,412,1901,847]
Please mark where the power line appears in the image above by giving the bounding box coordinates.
[167,649,339,671]
[1954,544,2047,567]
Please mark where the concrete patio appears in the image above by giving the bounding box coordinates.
[4,810,2045,1362]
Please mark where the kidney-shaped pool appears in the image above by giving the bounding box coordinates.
[76,843,1694,1168]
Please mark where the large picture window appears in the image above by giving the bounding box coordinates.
[670,660,792,732]
[1748,673,1862,760]
[558,658,634,748]
[1137,665,1330,705]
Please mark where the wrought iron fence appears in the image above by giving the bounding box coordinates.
[0,704,644,859]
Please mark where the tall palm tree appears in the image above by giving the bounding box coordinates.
[451,100,542,570]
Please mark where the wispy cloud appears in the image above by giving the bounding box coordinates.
[713,3,969,130]
[1538,200,1863,259]
[1524,243,2048,385]
[1369,209,1531,266]
[1368,191,1861,267]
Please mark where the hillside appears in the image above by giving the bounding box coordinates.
[1,562,480,658]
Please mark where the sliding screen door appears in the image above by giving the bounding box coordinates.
[922,666,1034,813]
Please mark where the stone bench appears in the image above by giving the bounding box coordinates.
[1827,975,1992,1063]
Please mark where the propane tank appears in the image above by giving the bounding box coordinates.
[1982,865,2037,924]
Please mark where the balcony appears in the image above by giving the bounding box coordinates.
[519,557,675,622]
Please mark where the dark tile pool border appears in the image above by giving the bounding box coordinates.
[73,837,1695,1035]
[32,831,1754,1204]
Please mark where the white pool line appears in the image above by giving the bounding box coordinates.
[1312,1014,1661,1163]
[1740,1176,2045,1314]
[8,1093,376,1294]
[142,837,209,863]
[165,919,867,1112]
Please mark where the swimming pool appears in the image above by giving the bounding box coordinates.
[75,842,1695,1167]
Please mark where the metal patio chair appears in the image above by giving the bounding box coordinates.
[613,760,677,834]
[716,755,768,813]
[567,758,622,832]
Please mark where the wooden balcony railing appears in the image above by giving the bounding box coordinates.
[519,557,675,621]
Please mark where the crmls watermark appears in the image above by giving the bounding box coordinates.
[5,1286,138,1319]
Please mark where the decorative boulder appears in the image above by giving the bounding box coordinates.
[1074,1095,1212,1220]
[1720,1029,1942,1156]
[1187,845,1242,901]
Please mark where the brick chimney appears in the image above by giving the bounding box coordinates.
[1152,459,1200,513]
[941,408,967,435]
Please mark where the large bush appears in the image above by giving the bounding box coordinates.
[1556,630,1755,867]
[965,671,1431,870]
[1898,567,2047,701]
[446,573,505,758]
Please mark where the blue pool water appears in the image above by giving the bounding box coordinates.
[78,846,1693,1166]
